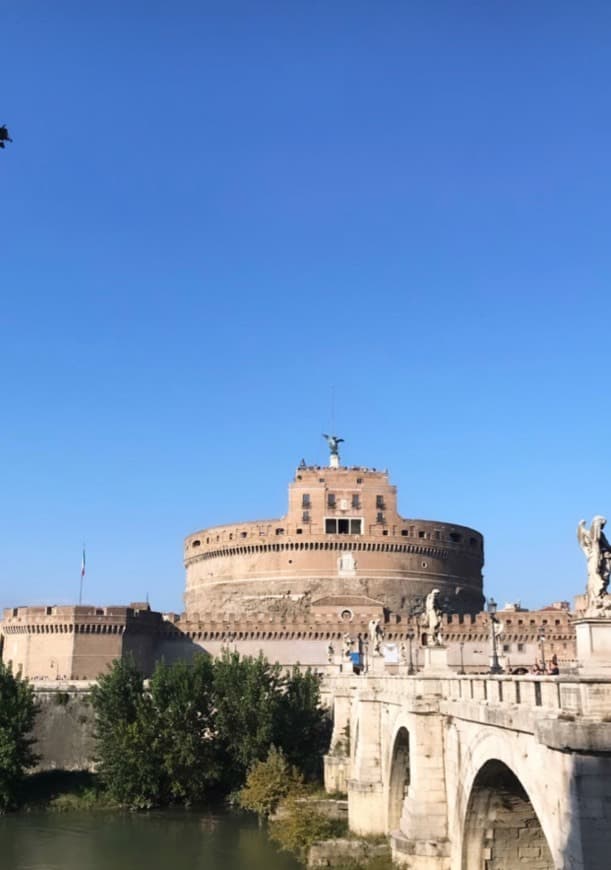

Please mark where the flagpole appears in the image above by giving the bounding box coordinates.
[79,545,86,605]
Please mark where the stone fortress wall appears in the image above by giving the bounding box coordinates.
[1,599,576,681]
[1,604,161,680]
[184,465,485,617]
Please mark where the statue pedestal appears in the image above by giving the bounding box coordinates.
[329,454,339,469]
[575,617,611,674]
[422,645,451,674]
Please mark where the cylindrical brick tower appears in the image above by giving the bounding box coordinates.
[184,462,484,617]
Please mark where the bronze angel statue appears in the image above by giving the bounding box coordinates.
[323,434,344,456]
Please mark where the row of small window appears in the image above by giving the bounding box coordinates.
[302,494,385,510]
[194,527,479,545]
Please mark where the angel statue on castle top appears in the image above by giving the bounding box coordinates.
[323,434,344,456]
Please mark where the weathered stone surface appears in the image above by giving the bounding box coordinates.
[308,838,389,868]
[31,690,96,772]
[327,671,611,869]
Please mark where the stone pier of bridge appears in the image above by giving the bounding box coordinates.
[324,667,611,869]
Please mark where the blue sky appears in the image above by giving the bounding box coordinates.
[2,1,611,613]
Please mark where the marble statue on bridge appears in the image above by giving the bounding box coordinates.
[423,588,443,645]
[577,515,611,615]
[368,617,384,655]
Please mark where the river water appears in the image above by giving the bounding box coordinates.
[0,809,301,870]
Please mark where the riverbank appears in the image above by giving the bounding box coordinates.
[19,771,118,812]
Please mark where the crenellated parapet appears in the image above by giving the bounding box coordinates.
[1,603,161,681]
[184,465,484,616]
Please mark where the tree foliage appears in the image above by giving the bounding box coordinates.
[91,651,330,808]
[0,662,38,812]
[269,796,346,859]
[277,666,332,779]
[213,650,283,787]
[150,656,219,804]
[238,746,303,819]
[91,658,162,808]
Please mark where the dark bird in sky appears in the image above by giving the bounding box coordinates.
[0,125,13,148]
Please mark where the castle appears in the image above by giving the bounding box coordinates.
[0,440,577,679]
[184,458,485,617]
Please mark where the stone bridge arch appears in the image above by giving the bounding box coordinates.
[448,724,571,869]
[387,723,411,832]
[461,759,553,869]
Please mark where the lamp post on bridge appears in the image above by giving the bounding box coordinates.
[538,626,546,671]
[459,641,465,674]
[407,630,415,675]
[488,598,503,675]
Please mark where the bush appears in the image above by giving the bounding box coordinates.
[238,746,304,819]
[0,662,38,812]
[269,796,347,858]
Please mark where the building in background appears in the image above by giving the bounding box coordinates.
[0,445,577,679]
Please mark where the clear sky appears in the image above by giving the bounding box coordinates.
[2,2,611,614]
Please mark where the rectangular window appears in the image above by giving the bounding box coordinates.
[377,512,384,524]
[302,494,311,508]
[376,495,385,509]
[302,511,310,523]
[325,518,362,534]
[352,494,360,509]
[327,494,336,509]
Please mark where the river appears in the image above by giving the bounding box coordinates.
[0,809,301,870]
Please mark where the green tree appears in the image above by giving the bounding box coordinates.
[150,655,219,804]
[276,667,332,779]
[213,650,284,789]
[0,662,38,812]
[238,746,303,820]
[91,658,164,808]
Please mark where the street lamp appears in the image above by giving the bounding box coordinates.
[488,597,502,674]
[459,641,465,675]
[407,630,415,675]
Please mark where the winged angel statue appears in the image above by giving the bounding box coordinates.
[577,516,611,614]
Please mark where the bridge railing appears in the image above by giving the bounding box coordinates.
[446,675,563,710]
[342,671,611,718]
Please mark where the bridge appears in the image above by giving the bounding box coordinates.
[324,665,611,869]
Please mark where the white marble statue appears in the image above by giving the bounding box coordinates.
[342,633,353,658]
[577,516,611,615]
[423,588,443,646]
[368,618,383,655]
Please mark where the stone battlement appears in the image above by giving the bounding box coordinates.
[184,465,484,616]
